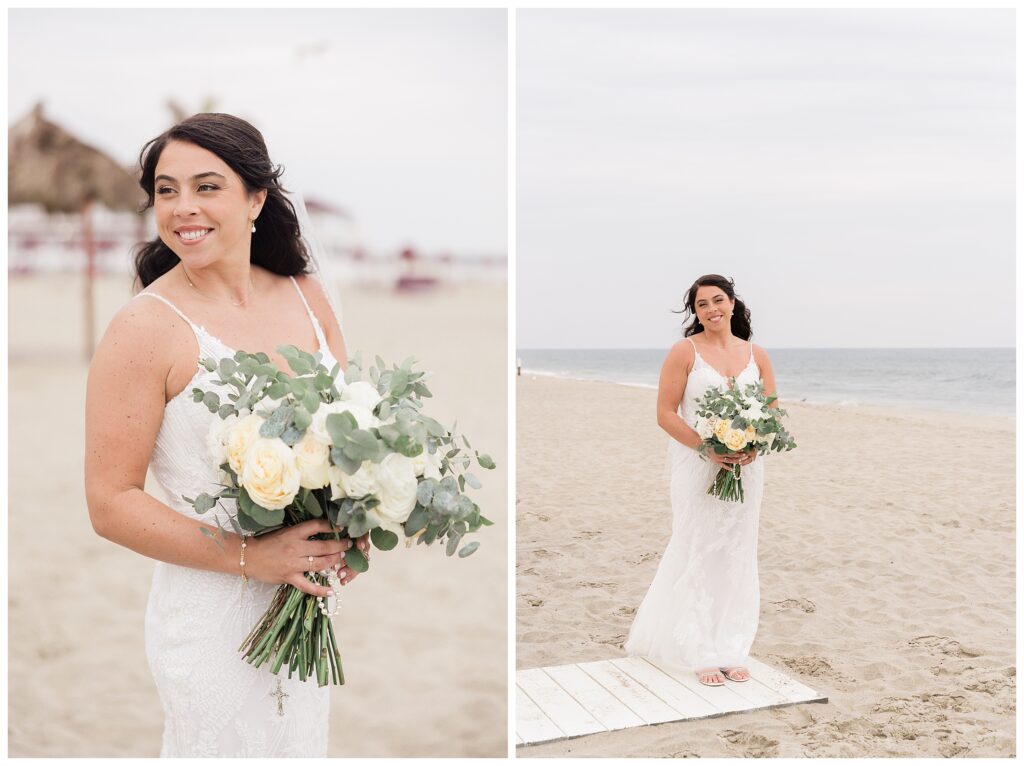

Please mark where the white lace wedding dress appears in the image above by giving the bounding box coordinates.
[624,338,764,672]
[137,277,337,757]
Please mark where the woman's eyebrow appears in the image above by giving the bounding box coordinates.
[154,171,228,184]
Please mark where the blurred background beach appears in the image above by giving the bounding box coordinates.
[8,8,507,757]
[516,8,1014,758]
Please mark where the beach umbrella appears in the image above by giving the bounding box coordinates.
[9,103,144,359]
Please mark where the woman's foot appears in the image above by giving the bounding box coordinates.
[720,666,750,682]
[696,668,725,686]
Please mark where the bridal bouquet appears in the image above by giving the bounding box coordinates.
[693,379,796,502]
[182,346,495,686]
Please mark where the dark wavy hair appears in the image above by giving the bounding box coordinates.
[675,274,753,340]
[132,113,309,289]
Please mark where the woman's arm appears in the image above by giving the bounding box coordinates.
[656,341,702,450]
[84,301,346,597]
[752,344,779,409]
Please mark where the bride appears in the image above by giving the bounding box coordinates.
[85,113,368,756]
[624,274,779,688]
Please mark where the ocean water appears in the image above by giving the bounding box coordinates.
[517,347,1015,417]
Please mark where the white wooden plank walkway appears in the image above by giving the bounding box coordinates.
[516,655,828,747]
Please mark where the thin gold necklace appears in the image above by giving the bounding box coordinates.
[180,263,255,307]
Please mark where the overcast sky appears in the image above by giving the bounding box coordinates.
[9,9,506,256]
[518,9,1014,349]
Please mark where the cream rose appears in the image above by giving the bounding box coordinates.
[343,381,383,413]
[293,432,331,489]
[309,401,379,445]
[226,413,265,475]
[329,461,378,500]
[713,419,730,440]
[724,428,748,452]
[372,453,418,533]
[240,437,301,510]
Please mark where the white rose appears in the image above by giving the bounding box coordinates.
[226,413,265,475]
[372,453,418,533]
[329,461,378,500]
[309,401,379,445]
[411,447,443,480]
[240,438,301,510]
[343,381,383,413]
[696,417,716,440]
[293,432,331,489]
[206,412,237,467]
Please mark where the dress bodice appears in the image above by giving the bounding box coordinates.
[679,339,761,427]
[137,277,339,524]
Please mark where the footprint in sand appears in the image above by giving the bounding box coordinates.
[578,581,617,589]
[522,596,544,608]
[770,597,816,613]
[615,605,637,618]
[590,633,627,648]
[908,635,983,658]
[719,730,779,757]
[767,654,856,686]
[632,552,659,565]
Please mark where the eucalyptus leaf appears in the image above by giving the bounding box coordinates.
[476,454,496,470]
[457,541,480,558]
[404,505,429,535]
[370,527,399,551]
[345,533,371,567]
[463,472,482,490]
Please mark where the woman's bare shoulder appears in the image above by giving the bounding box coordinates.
[92,293,193,381]
[292,273,342,334]
[751,342,773,364]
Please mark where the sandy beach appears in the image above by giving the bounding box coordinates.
[8,273,507,757]
[516,374,1014,757]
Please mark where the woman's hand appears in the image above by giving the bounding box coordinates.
[707,447,757,469]
[245,519,354,597]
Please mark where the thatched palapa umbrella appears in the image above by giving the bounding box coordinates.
[9,103,143,359]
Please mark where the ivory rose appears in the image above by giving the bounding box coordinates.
[241,438,301,510]
[372,453,419,533]
[724,428,748,452]
[293,432,331,489]
[226,413,265,474]
[309,400,378,445]
[342,381,383,413]
[329,462,377,500]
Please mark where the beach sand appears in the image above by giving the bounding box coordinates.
[8,273,507,757]
[516,374,1014,757]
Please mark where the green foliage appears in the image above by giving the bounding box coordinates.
[370,527,399,551]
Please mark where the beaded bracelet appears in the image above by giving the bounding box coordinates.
[239,535,249,584]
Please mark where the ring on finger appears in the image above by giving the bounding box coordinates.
[307,555,314,572]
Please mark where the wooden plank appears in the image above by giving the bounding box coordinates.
[543,663,645,731]
[578,660,680,724]
[610,657,721,719]
[745,657,828,703]
[516,685,564,745]
[517,668,607,738]
[642,659,754,713]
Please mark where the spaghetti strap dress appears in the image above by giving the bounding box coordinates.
[624,338,764,672]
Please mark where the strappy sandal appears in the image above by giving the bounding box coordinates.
[696,669,725,686]
[720,666,750,682]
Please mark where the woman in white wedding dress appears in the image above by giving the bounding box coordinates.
[624,274,780,688]
[85,114,367,756]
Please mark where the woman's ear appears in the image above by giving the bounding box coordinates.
[250,188,268,219]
